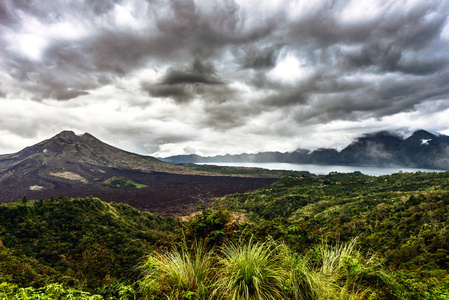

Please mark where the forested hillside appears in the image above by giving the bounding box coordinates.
[216,171,449,298]
[1,172,449,299]
[0,196,176,298]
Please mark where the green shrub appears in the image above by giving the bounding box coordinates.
[0,282,103,299]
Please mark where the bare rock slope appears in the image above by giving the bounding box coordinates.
[0,131,276,215]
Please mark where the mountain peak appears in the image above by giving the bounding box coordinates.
[51,131,100,142]
[81,132,97,141]
[410,130,435,140]
[52,130,78,140]
[362,130,402,139]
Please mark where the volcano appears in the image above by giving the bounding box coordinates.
[0,130,177,173]
[0,131,276,215]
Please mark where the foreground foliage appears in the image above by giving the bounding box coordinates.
[216,171,449,298]
[0,282,103,299]
[0,196,175,291]
[141,241,213,299]
[140,237,401,299]
[1,171,449,298]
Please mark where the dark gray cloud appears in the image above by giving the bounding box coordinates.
[240,43,285,69]
[0,1,17,26]
[53,90,90,101]
[161,59,223,86]
[200,102,253,130]
[1,0,274,101]
[286,1,447,50]
[345,42,402,71]
[142,59,234,103]
[396,58,447,75]
[1,0,449,156]
[5,49,105,100]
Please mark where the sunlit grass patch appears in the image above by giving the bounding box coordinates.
[100,176,147,189]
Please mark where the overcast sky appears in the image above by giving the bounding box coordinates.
[1,0,449,157]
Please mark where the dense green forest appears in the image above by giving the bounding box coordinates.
[215,171,449,298]
[1,171,449,299]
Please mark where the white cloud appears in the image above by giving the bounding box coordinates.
[339,0,389,24]
[113,0,151,30]
[441,18,449,40]
[268,52,313,85]
[286,0,327,20]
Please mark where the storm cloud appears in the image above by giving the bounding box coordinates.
[141,58,233,103]
[1,0,449,156]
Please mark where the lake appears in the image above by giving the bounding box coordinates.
[196,162,446,176]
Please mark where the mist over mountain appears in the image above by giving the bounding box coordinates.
[162,130,449,170]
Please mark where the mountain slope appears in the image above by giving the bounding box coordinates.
[0,130,182,204]
[0,130,169,173]
[0,196,175,289]
[0,131,278,213]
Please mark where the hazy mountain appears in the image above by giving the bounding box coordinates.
[162,130,449,170]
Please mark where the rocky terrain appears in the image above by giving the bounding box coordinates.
[0,131,276,215]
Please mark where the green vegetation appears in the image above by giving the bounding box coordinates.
[0,282,103,299]
[141,241,213,299]
[212,237,286,300]
[216,171,449,298]
[0,196,175,293]
[2,171,449,298]
[176,163,311,177]
[100,176,147,189]
[140,236,396,300]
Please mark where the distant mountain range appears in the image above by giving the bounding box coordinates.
[161,130,449,170]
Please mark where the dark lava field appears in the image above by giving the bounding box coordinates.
[1,168,277,216]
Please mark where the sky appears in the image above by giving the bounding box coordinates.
[1,0,449,157]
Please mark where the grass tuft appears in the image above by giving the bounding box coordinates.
[140,236,400,299]
[212,237,287,300]
[140,241,213,299]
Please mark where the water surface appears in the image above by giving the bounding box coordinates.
[196,162,445,176]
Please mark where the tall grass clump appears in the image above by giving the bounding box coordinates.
[140,241,213,299]
[280,236,400,300]
[212,237,287,300]
[139,236,400,299]
[315,237,359,277]
[279,243,325,300]
[306,237,398,299]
